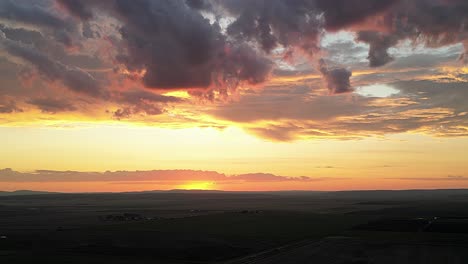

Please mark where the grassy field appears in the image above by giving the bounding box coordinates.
[1,190,468,263]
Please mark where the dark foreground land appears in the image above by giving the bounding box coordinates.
[1,189,468,263]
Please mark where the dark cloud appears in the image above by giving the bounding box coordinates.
[0,24,45,47]
[214,0,463,69]
[0,0,77,46]
[316,0,397,31]
[113,0,222,89]
[217,0,393,57]
[81,22,100,39]
[220,45,273,85]
[0,0,68,30]
[27,98,76,113]
[185,0,212,10]
[318,59,353,94]
[357,31,398,67]
[56,0,94,20]
[77,0,274,92]
[34,0,468,94]
[222,0,322,55]
[356,0,468,67]
[0,0,466,143]
[0,32,105,97]
[0,24,105,69]
[2,0,466,87]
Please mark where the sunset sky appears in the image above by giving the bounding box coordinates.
[0,0,467,192]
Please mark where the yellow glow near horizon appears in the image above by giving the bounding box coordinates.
[1,124,467,181]
[178,182,216,190]
[162,91,192,99]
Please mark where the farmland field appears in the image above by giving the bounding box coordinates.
[1,190,468,263]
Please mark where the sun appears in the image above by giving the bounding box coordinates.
[178,181,216,190]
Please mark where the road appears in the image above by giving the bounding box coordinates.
[223,239,324,264]
[222,237,367,264]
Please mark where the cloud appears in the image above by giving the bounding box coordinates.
[357,31,397,67]
[52,0,417,93]
[112,104,164,120]
[316,0,397,31]
[116,90,183,105]
[0,32,105,97]
[58,0,274,94]
[0,0,68,30]
[0,99,22,113]
[233,173,323,182]
[323,40,368,64]
[0,0,77,46]
[318,59,353,94]
[222,0,322,55]
[27,98,76,113]
[110,89,184,119]
[212,0,467,68]
[56,0,94,20]
[0,0,467,143]
[210,73,468,141]
[0,168,333,183]
[460,41,468,63]
[249,126,300,142]
[356,0,468,66]
[0,24,106,70]
[385,52,460,70]
[185,0,212,10]
[112,107,132,120]
[114,0,223,89]
[216,0,393,56]
[210,84,367,122]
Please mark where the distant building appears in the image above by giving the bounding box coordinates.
[103,213,144,221]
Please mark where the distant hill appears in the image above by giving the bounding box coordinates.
[0,190,57,196]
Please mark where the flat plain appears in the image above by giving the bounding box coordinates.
[1,190,468,263]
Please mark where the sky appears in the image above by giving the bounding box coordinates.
[0,0,467,192]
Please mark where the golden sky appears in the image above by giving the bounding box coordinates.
[0,0,467,191]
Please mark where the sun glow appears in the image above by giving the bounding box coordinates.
[178,182,216,190]
[162,91,191,99]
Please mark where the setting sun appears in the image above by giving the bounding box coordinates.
[178,182,216,190]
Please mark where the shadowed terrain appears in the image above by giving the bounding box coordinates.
[1,190,468,263]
